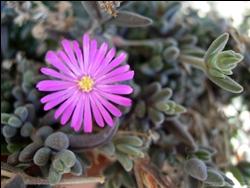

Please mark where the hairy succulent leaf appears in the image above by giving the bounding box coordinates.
[184,158,208,181]
[115,135,143,147]
[205,168,225,187]
[81,1,101,21]
[33,147,51,166]
[45,132,69,151]
[116,151,133,172]
[110,11,153,27]
[204,33,229,64]
[19,141,43,162]
[116,144,144,158]
[207,74,243,93]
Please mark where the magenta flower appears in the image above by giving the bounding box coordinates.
[36,34,134,133]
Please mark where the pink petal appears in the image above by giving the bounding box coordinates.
[60,97,78,125]
[99,52,127,77]
[72,41,85,73]
[36,80,75,91]
[89,95,104,127]
[90,42,108,74]
[83,95,92,133]
[40,87,74,103]
[94,47,116,77]
[54,91,79,119]
[98,71,134,84]
[94,92,122,117]
[83,34,90,73]
[40,68,73,81]
[43,90,73,111]
[45,51,76,78]
[95,65,130,83]
[96,84,133,95]
[71,95,85,131]
[57,50,80,76]
[92,92,114,126]
[61,39,78,67]
[98,90,132,107]
[87,39,98,74]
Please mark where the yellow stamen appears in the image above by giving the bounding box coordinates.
[78,75,94,92]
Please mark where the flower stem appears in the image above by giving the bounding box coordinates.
[179,54,206,71]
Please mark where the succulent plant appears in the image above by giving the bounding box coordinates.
[1,1,249,188]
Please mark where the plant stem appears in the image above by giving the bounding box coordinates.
[59,176,105,185]
[1,169,15,178]
[179,54,206,71]
[1,168,105,185]
[2,162,105,185]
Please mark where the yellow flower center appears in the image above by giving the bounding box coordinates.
[78,75,94,92]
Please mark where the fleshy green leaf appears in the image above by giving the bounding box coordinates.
[8,116,23,128]
[148,107,165,125]
[116,151,133,172]
[34,126,54,141]
[165,119,197,150]
[173,103,187,114]
[19,142,43,162]
[148,56,164,72]
[45,132,69,151]
[208,67,226,78]
[216,50,243,71]
[204,33,229,64]
[99,142,116,155]
[208,75,243,93]
[20,122,33,137]
[48,166,62,185]
[53,158,65,173]
[7,143,25,153]
[114,136,143,147]
[143,82,161,97]
[155,100,186,115]
[184,158,207,181]
[163,46,180,61]
[221,69,233,76]
[120,170,136,187]
[111,11,153,27]
[71,158,83,176]
[116,144,144,158]
[33,147,51,166]
[150,88,173,102]
[181,47,206,58]
[55,149,76,169]
[2,125,17,138]
[1,113,11,124]
[205,169,225,186]
[194,149,212,161]
[134,100,146,118]
[81,1,101,21]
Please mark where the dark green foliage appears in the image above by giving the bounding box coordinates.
[33,147,51,166]
[45,132,69,151]
[184,158,208,181]
[205,168,225,187]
